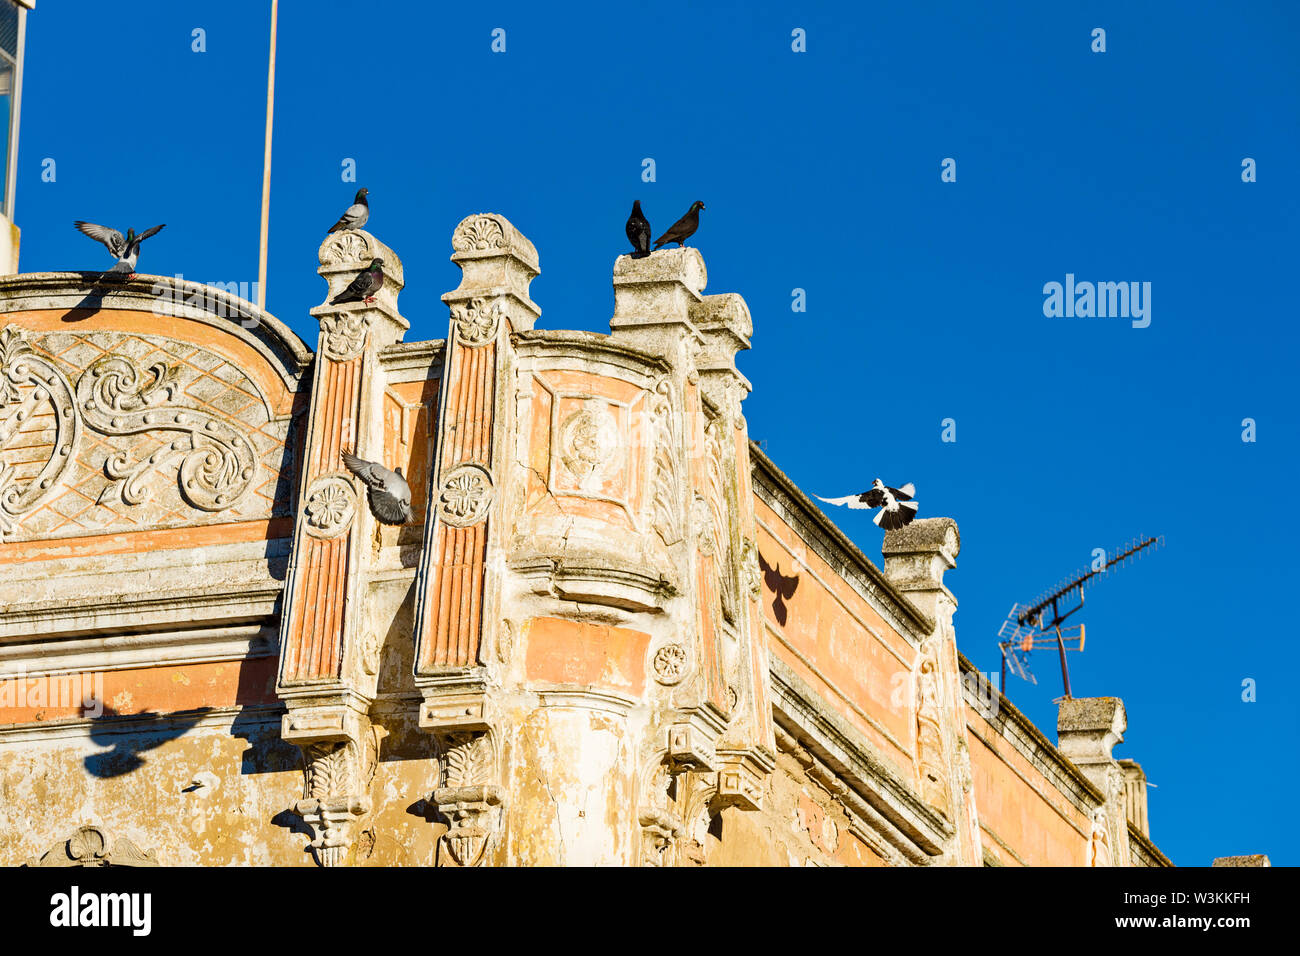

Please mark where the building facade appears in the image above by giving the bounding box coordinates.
[0,215,1171,866]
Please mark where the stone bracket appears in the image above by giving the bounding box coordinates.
[667,707,728,772]
[281,701,374,868]
[638,806,682,867]
[432,784,504,868]
[713,748,774,812]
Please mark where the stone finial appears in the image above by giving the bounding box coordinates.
[881,518,960,616]
[313,229,408,349]
[445,213,540,332]
[1057,697,1125,788]
[610,248,707,346]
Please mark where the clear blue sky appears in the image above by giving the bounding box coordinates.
[16,1,1299,866]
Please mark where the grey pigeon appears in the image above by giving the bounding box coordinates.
[625,200,651,257]
[330,258,384,305]
[817,479,918,530]
[74,221,166,278]
[327,187,369,234]
[342,450,412,525]
[653,201,705,249]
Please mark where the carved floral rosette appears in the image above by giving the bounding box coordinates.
[0,326,80,537]
[437,462,494,527]
[652,642,690,686]
[303,473,358,539]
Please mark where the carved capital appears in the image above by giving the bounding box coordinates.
[430,731,504,867]
[638,807,682,867]
[282,706,376,867]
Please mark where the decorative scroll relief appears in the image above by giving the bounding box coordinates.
[915,639,952,819]
[437,462,494,527]
[650,378,681,547]
[26,825,159,867]
[320,312,370,362]
[303,474,357,539]
[452,216,507,253]
[452,297,504,347]
[76,355,257,512]
[0,327,80,539]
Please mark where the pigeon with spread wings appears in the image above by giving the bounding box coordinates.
[816,479,918,530]
[342,450,412,525]
[73,221,166,279]
[757,550,799,627]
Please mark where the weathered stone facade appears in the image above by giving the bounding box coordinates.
[0,215,1172,866]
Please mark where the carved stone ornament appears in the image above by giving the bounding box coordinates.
[77,354,257,512]
[303,474,357,539]
[433,732,504,867]
[638,807,682,867]
[740,538,762,601]
[652,642,689,685]
[915,639,952,819]
[26,825,159,867]
[437,462,494,527]
[320,312,371,361]
[558,402,618,489]
[452,297,503,347]
[320,231,371,266]
[294,732,377,867]
[452,216,507,253]
[649,378,681,547]
[0,326,80,540]
[1089,809,1113,867]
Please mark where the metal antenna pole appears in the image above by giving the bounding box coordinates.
[257,0,279,312]
[1056,624,1072,698]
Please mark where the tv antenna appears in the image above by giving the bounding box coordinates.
[998,536,1163,699]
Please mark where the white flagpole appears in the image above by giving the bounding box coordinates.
[257,0,279,312]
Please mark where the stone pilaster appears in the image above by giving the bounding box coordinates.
[275,228,407,865]
[882,518,981,865]
[1057,696,1131,866]
[409,214,538,865]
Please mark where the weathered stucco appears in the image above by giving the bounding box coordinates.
[0,215,1172,866]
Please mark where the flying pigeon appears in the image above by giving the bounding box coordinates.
[757,550,799,626]
[341,450,412,525]
[73,221,166,279]
[625,200,651,257]
[653,201,705,249]
[817,479,919,530]
[327,187,369,234]
[330,258,384,305]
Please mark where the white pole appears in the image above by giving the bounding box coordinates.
[257,0,279,312]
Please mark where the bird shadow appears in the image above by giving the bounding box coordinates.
[59,272,132,321]
[84,705,214,778]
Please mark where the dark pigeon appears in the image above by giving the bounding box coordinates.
[330,258,384,305]
[758,550,799,627]
[73,221,166,278]
[328,187,369,234]
[652,200,705,249]
[817,479,919,530]
[342,450,412,525]
[625,200,651,257]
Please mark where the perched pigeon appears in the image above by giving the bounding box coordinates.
[73,221,166,278]
[625,200,651,257]
[653,201,705,249]
[817,479,919,530]
[327,187,369,234]
[342,450,412,525]
[330,258,384,305]
[757,550,799,626]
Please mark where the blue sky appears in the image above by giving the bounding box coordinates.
[15,1,1299,865]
